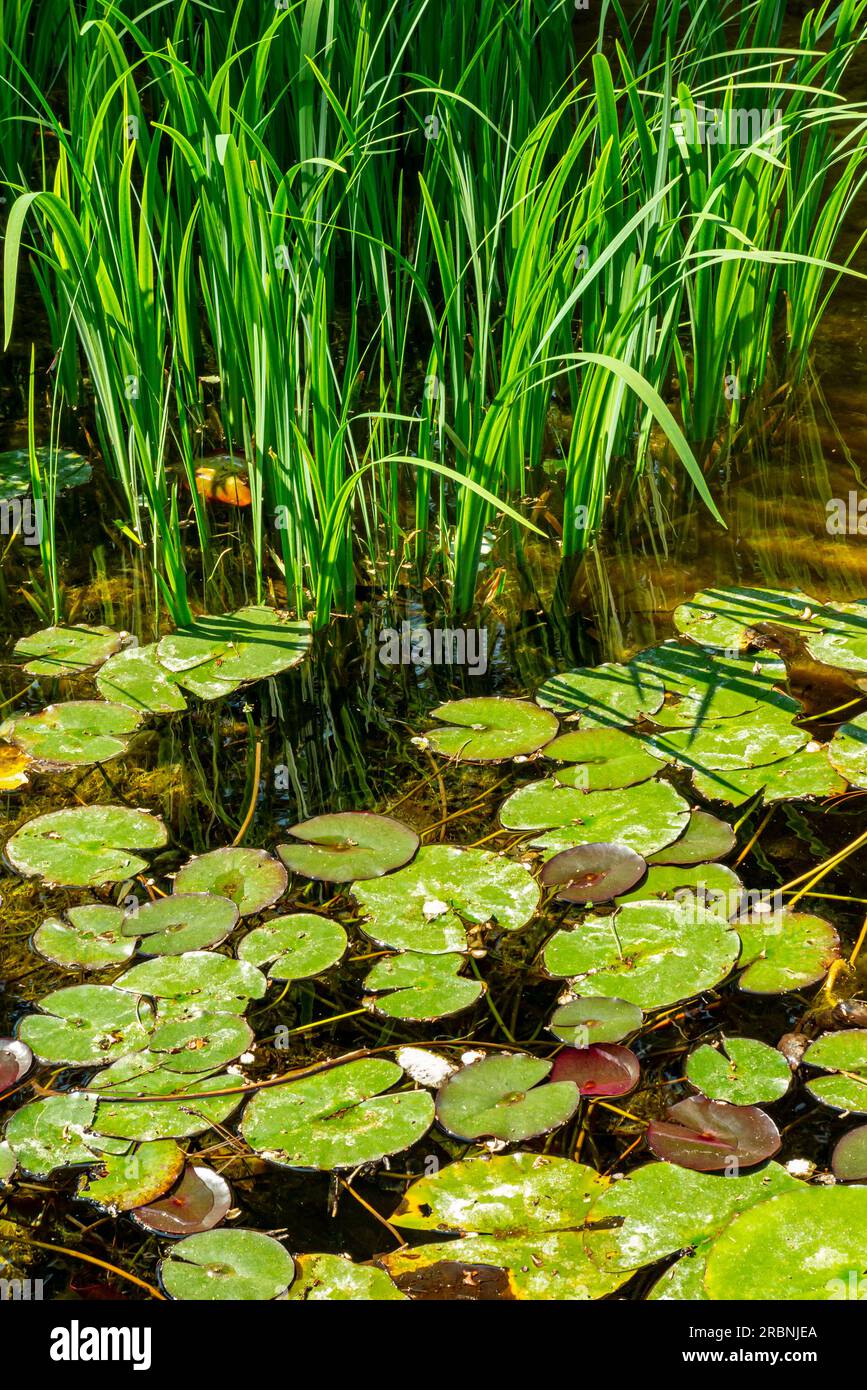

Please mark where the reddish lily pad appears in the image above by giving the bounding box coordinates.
[647,1095,781,1171]
[131,1165,233,1235]
[0,1038,33,1090]
[831,1126,867,1183]
[550,1045,640,1097]
[540,842,646,903]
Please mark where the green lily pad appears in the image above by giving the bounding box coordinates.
[13,624,124,676]
[545,728,666,791]
[287,1253,407,1301]
[647,810,734,866]
[828,710,867,787]
[649,700,807,773]
[704,1185,867,1300]
[241,1058,434,1170]
[172,847,287,916]
[583,1160,800,1272]
[425,697,559,761]
[96,643,188,713]
[87,1055,245,1141]
[736,909,840,993]
[0,447,91,500]
[435,1054,580,1143]
[805,600,867,673]
[5,804,168,887]
[630,643,787,723]
[160,1229,295,1301]
[393,1151,608,1234]
[77,1139,185,1212]
[124,893,239,955]
[548,997,643,1046]
[647,1247,711,1300]
[535,663,665,726]
[363,951,483,1021]
[237,913,347,981]
[672,586,818,651]
[149,1013,253,1073]
[691,745,847,806]
[615,862,743,915]
[686,1037,791,1105]
[543,901,740,1009]
[18,985,155,1066]
[0,1142,16,1183]
[277,812,418,882]
[381,1231,632,1300]
[115,952,266,1011]
[831,1125,867,1182]
[803,1030,867,1113]
[33,903,136,971]
[501,778,691,860]
[2,701,141,768]
[352,844,539,954]
[157,607,310,698]
[4,1094,128,1178]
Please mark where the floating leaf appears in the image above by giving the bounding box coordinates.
[535,663,665,726]
[548,997,643,1046]
[545,728,665,791]
[3,1094,126,1178]
[241,1058,434,1169]
[0,743,30,790]
[125,893,239,955]
[736,909,840,993]
[96,643,188,713]
[1,701,141,768]
[363,951,483,1021]
[672,586,818,651]
[501,779,691,860]
[14,624,124,676]
[686,1037,791,1105]
[647,1095,781,1170]
[115,952,266,1012]
[237,913,347,981]
[18,985,155,1066]
[157,607,310,698]
[352,844,539,954]
[149,1013,253,1073]
[88,1055,245,1141]
[540,843,646,903]
[435,1054,580,1143]
[691,745,846,806]
[647,810,734,866]
[0,1038,33,1090]
[543,901,739,1009]
[828,710,867,787]
[550,1045,640,1097]
[33,903,135,970]
[77,1140,184,1212]
[160,1229,295,1301]
[172,847,287,916]
[6,804,167,887]
[631,643,787,722]
[805,600,867,673]
[0,447,91,500]
[804,1030,867,1113]
[0,1142,16,1183]
[131,1165,233,1235]
[276,812,418,882]
[425,697,559,761]
[381,1232,631,1300]
[649,701,807,773]
[616,862,743,915]
[831,1125,867,1182]
[647,1249,710,1301]
[287,1253,407,1301]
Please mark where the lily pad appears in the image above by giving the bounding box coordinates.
[543,900,739,1009]
[352,844,539,954]
[1,701,141,768]
[131,1165,233,1235]
[157,607,310,698]
[363,951,483,1021]
[803,1030,867,1113]
[237,913,347,981]
[160,1229,295,1301]
[631,643,787,722]
[149,1013,253,1073]
[88,1055,245,1141]
[0,447,91,500]
[435,1053,580,1143]
[77,1140,184,1212]
[828,710,867,787]
[0,1142,16,1183]
[115,952,266,1011]
[647,1248,710,1301]
[647,1095,781,1170]
[691,745,846,806]
[501,778,691,860]
[276,812,418,882]
[686,1037,791,1105]
[13,624,124,676]
[545,728,665,790]
[124,893,239,955]
[0,742,30,790]
[649,700,807,773]
[0,1038,33,1090]
[18,984,155,1066]
[381,1231,630,1300]
[5,804,168,887]
[425,697,559,761]
[616,862,743,916]
[3,1094,127,1178]
[287,1253,407,1301]
[540,843,646,903]
[672,586,818,651]
[736,909,840,993]
[831,1125,867,1182]
[96,643,188,713]
[548,997,643,1047]
[805,599,867,673]
[33,903,136,970]
[535,663,665,726]
[240,1058,434,1169]
[647,811,734,866]
[550,1044,640,1097]
[172,847,287,916]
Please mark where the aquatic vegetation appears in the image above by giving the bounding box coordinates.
[685,1037,792,1106]
[647,1095,781,1170]
[6,805,168,886]
[276,813,418,882]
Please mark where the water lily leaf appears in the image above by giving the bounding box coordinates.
[649,701,807,773]
[158,607,310,697]
[648,1095,781,1171]
[704,1185,867,1300]
[14,623,124,677]
[548,997,643,1046]
[828,710,867,787]
[583,1160,799,1272]
[0,742,29,790]
[0,1142,16,1183]
[131,1164,232,1234]
[364,951,483,1021]
[691,745,846,806]
[616,862,743,914]
[115,952,266,1011]
[535,663,665,726]
[736,909,840,993]
[33,903,135,970]
[647,810,734,865]
[546,728,666,790]
[77,1140,184,1212]
[237,913,347,981]
[149,1013,253,1073]
[0,1038,33,1090]
[88,1055,245,1141]
[287,1253,407,1301]
[540,843,646,903]
[647,1248,710,1300]
[803,1030,867,1113]
[550,1044,640,1097]
[831,1125,867,1182]
[0,447,91,500]
[241,1058,434,1169]
[1,701,141,768]
[381,1232,632,1300]
[277,812,418,882]
[805,600,867,672]
[172,847,287,916]
[672,586,818,651]
[393,1151,608,1235]
[425,697,559,761]
[686,1037,791,1105]
[435,1054,580,1143]
[352,844,539,954]
[631,643,787,723]
[96,642,188,713]
[18,984,155,1066]
[160,1229,295,1301]
[502,779,691,860]
[124,893,239,955]
[4,1094,127,1178]
[543,901,739,1009]
[5,804,167,887]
